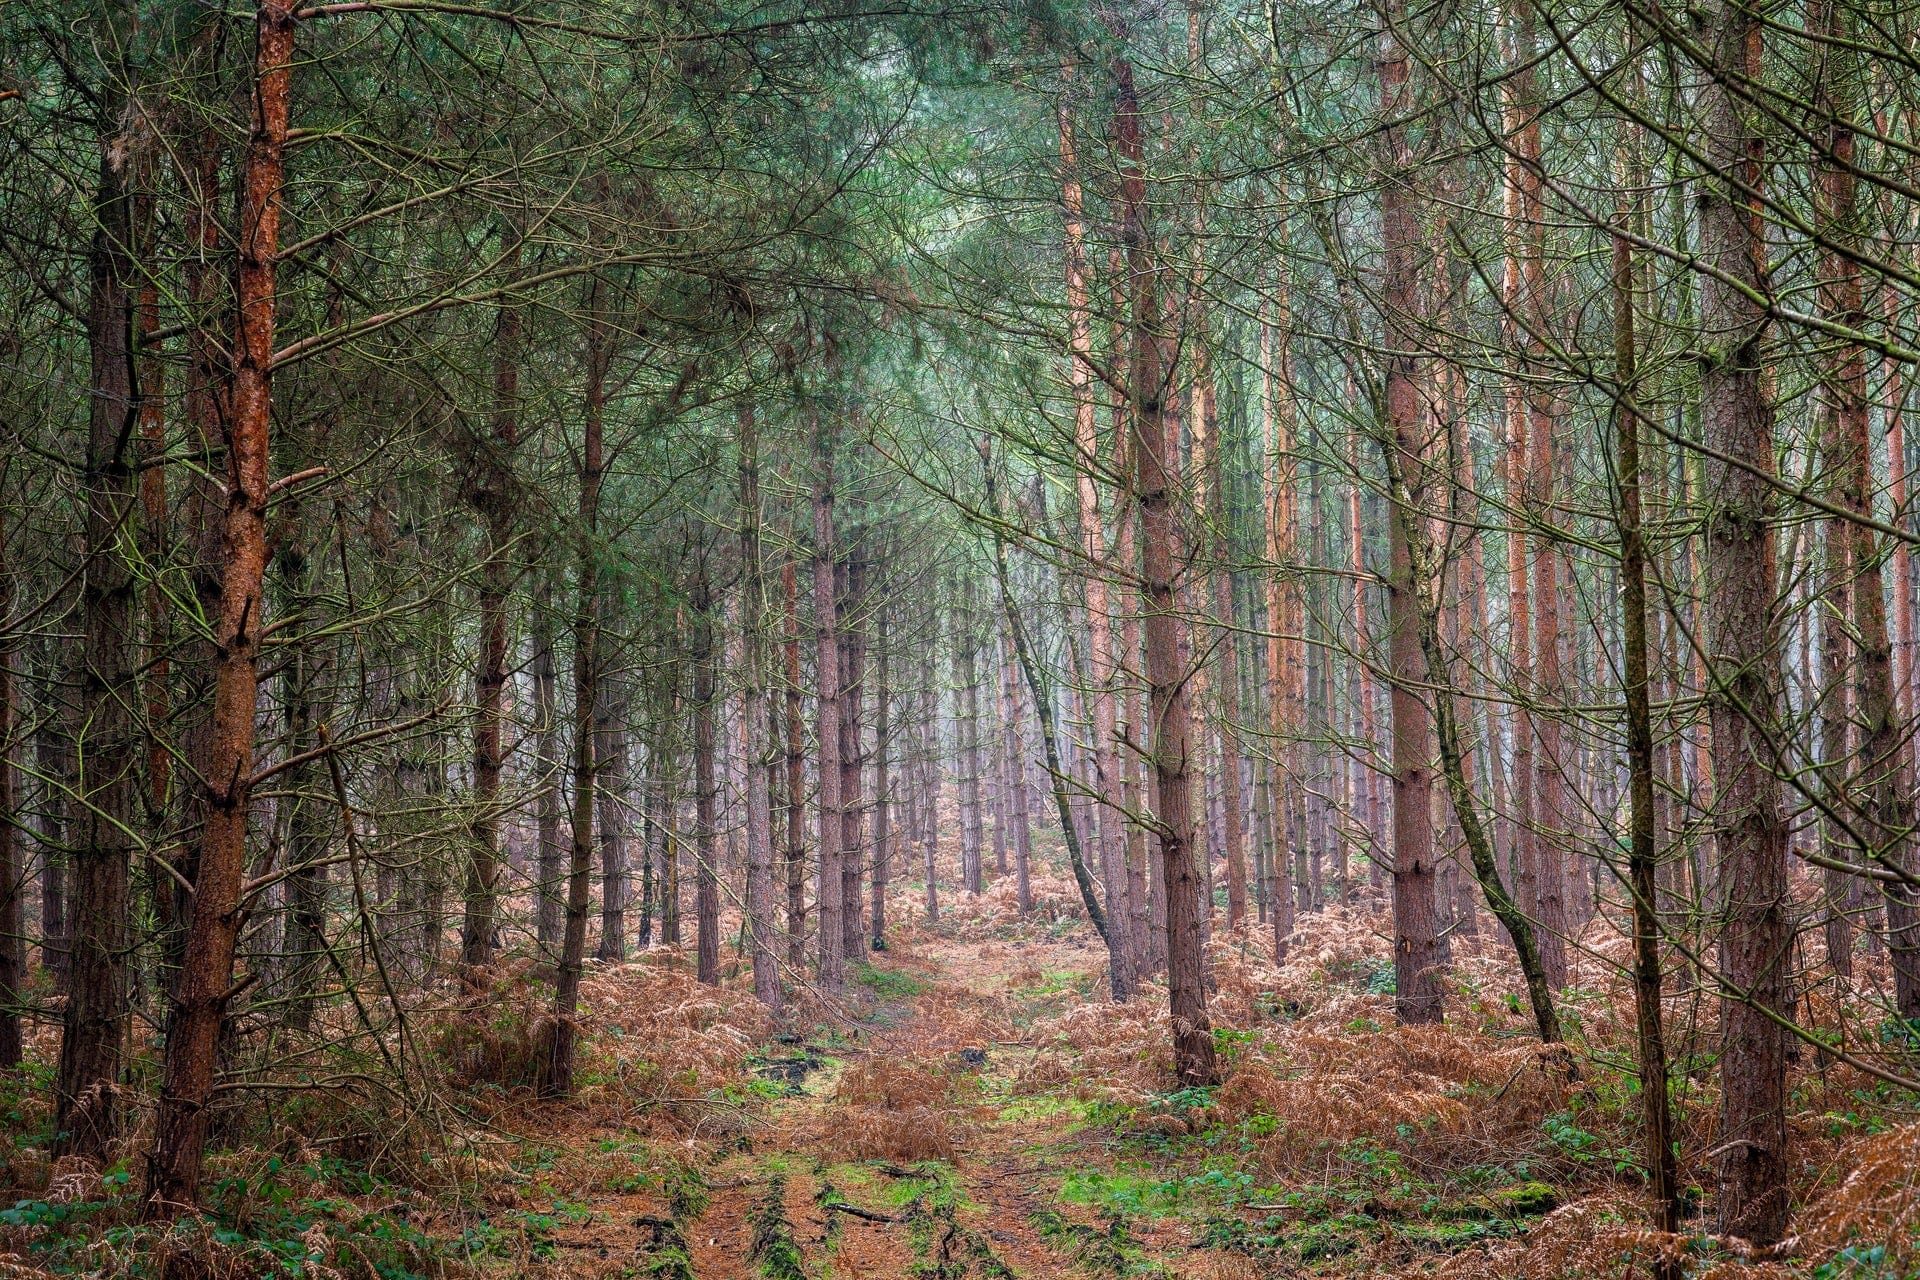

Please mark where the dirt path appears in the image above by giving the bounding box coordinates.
[550,924,1150,1279]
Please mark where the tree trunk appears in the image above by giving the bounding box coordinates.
[275,532,330,1032]
[812,412,844,992]
[1376,0,1445,1027]
[694,566,721,986]
[783,557,808,967]
[1000,635,1033,914]
[1699,0,1792,1240]
[61,82,142,1161]
[0,500,19,1068]
[461,228,521,983]
[1809,0,1918,1013]
[534,578,564,954]
[144,0,294,1214]
[954,585,984,895]
[1614,204,1683,1276]
[872,614,893,949]
[595,667,630,962]
[1509,1,1570,991]
[921,656,942,922]
[840,555,868,959]
[539,273,607,1099]
[1110,46,1215,1085]
[1498,33,1540,955]
[740,402,781,1008]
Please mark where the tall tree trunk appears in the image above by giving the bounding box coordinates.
[840,555,868,958]
[1509,1,1570,991]
[539,273,607,1099]
[812,412,844,992]
[1499,29,1540,954]
[0,500,19,1068]
[694,566,721,986]
[275,532,329,1032]
[144,0,294,1213]
[1614,199,1682,1277]
[595,666,630,962]
[1818,428,1856,984]
[461,230,522,983]
[137,267,174,1011]
[533,578,564,953]
[1110,46,1215,1085]
[740,402,781,1008]
[783,557,808,967]
[1376,0,1445,1027]
[954,585,984,895]
[1810,0,1918,1014]
[921,654,942,922]
[872,614,893,949]
[61,77,142,1161]
[1699,0,1792,1242]
[999,635,1033,914]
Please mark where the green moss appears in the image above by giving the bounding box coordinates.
[855,962,927,1000]
[1286,1212,1379,1261]
[1058,1169,1181,1218]
[1446,1180,1559,1221]
[644,1247,697,1280]
[1485,1180,1559,1216]
[749,1175,807,1280]
[1030,1207,1167,1276]
[663,1159,710,1222]
[1393,1217,1525,1251]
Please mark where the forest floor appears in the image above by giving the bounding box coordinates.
[2,859,1919,1278]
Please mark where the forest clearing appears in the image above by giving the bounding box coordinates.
[7,0,1920,1273]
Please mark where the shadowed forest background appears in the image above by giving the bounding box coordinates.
[3,0,1920,1273]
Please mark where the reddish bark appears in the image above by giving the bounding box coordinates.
[1262,294,1301,961]
[1377,0,1445,1026]
[1111,46,1215,1086]
[1698,0,1792,1241]
[1810,2,1916,1012]
[145,0,295,1215]
[1060,83,1134,994]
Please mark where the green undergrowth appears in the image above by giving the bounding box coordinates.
[1030,1206,1167,1276]
[869,1161,1015,1279]
[1050,1126,1565,1270]
[747,1173,807,1280]
[0,1159,447,1278]
[855,961,929,1002]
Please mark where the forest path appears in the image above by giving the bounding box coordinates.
[556,915,1177,1279]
